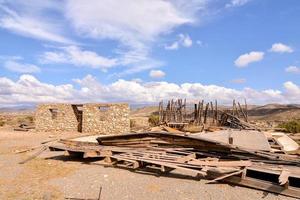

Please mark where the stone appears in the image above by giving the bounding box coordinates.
[35,103,130,134]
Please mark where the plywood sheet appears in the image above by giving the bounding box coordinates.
[192,130,271,151]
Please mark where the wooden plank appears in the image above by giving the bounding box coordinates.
[216,174,300,199]
[188,160,252,167]
[19,146,48,164]
[207,169,243,183]
[279,170,290,185]
[113,154,207,177]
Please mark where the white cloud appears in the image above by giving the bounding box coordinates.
[165,42,179,50]
[284,81,300,102]
[0,74,75,104]
[231,78,246,84]
[234,51,264,67]
[67,0,205,72]
[65,0,204,73]
[1,75,300,106]
[180,34,193,47]
[41,46,117,70]
[269,43,293,53]
[165,33,193,50]
[149,70,166,78]
[285,66,300,74]
[131,78,143,83]
[0,5,73,44]
[226,0,251,8]
[65,0,201,43]
[0,1,208,75]
[3,60,40,73]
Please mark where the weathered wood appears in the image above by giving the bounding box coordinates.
[204,103,209,124]
[238,102,247,121]
[212,172,300,199]
[207,169,244,183]
[19,146,48,164]
[244,99,248,122]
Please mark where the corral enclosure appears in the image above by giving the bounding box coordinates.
[35,103,130,134]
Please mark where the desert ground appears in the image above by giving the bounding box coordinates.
[0,104,299,200]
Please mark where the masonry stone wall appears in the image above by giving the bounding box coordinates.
[82,103,130,134]
[35,104,79,132]
[35,103,130,134]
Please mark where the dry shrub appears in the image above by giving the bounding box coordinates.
[0,120,5,126]
[148,114,159,126]
[278,119,300,133]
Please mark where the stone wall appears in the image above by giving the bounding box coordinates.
[82,103,130,134]
[35,104,80,132]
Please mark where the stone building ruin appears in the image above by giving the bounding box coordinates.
[35,103,130,134]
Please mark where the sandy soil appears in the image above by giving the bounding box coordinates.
[0,128,297,200]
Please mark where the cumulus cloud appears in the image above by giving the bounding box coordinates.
[0,74,75,105]
[149,70,166,78]
[285,66,300,74]
[0,74,300,106]
[284,81,300,102]
[165,33,193,50]
[226,0,251,8]
[40,46,117,70]
[3,60,40,73]
[269,43,293,53]
[234,51,264,67]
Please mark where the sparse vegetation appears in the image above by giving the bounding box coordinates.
[16,115,34,124]
[148,114,159,126]
[278,119,300,133]
[0,120,5,127]
[26,116,34,123]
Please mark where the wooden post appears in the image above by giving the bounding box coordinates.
[204,103,209,124]
[215,100,218,125]
[232,99,235,116]
[194,103,198,123]
[197,101,201,125]
[238,102,247,122]
[244,99,248,122]
[199,100,204,125]
[184,98,186,122]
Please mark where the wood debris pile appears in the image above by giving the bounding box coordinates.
[47,132,300,199]
[158,99,258,130]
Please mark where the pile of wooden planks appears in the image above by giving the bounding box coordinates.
[218,111,258,130]
[48,132,300,199]
[158,99,253,130]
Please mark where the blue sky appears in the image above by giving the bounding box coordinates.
[0,0,299,106]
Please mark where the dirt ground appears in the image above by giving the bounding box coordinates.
[0,128,297,200]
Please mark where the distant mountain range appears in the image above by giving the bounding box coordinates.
[0,104,36,112]
[0,103,299,113]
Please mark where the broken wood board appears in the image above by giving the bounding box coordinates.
[271,132,299,152]
[162,126,184,134]
[192,130,271,151]
[207,166,300,199]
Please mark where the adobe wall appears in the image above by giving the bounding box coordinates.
[82,103,130,134]
[35,104,79,132]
